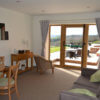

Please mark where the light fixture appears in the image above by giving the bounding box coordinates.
[16,0,22,3]
[86,6,90,9]
[41,10,45,13]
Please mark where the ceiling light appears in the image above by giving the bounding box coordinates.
[86,6,90,9]
[16,0,22,3]
[41,10,45,13]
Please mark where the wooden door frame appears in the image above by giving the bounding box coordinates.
[60,25,66,67]
[48,24,89,69]
[81,25,89,69]
[62,24,87,69]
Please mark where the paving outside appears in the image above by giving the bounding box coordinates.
[50,25,100,69]
[50,44,100,69]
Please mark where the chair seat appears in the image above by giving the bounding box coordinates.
[0,72,3,77]
[0,78,15,87]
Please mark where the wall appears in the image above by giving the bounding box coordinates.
[0,7,100,65]
[0,7,32,65]
[32,12,100,55]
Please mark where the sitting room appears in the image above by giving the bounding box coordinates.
[0,0,100,100]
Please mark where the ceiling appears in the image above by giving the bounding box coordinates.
[0,0,100,15]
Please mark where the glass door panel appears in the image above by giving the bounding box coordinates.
[87,25,99,69]
[65,27,83,68]
[50,26,61,65]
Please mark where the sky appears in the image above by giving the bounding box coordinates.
[51,25,98,37]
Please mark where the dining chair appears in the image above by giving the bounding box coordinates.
[34,54,54,74]
[0,62,20,100]
[0,56,5,77]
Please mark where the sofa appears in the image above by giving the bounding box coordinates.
[59,68,100,100]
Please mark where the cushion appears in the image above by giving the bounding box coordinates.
[74,76,100,89]
[60,91,98,100]
[73,83,98,94]
[69,88,96,97]
[90,70,100,82]
[0,72,3,77]
[0,78,15,87]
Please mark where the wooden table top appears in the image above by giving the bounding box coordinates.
[0,66,5,71]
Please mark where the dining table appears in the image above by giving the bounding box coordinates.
[0,66,9,77]
[0,66,5,71]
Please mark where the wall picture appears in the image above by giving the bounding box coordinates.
[0,23,9,40]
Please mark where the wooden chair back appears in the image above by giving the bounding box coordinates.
[8,62,19,86]
[0,62,20,100]
[0,56,4,67]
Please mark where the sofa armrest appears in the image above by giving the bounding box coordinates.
[60,91,98,100]
[81,68,98,78]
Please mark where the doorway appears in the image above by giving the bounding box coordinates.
[49,24,88,69]
[49,25,61,66]
[64,25,84,68]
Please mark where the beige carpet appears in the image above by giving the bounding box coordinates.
[0,68,80,100]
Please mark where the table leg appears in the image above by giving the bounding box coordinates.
[31,57,33,70]
[11,58,13,65]
[26,58,28,68]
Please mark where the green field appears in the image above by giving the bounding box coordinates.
[50,46,70,53]
[92,41,100,44]
[50,46,60,53]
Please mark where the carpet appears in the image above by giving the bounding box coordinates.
[0,68,80,100]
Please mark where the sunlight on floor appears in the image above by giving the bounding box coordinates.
[57,68,81,77]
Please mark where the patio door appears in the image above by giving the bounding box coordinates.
[49,24,88,69]
[49,25,61,66]
[86,25,99,69]
[61,25,88,69]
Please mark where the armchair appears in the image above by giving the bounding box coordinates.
[34,54,54,74]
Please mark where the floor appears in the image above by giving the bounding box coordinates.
[0,68,80,100]
[51,51,99,69]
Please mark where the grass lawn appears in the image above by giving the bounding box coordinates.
[50,46,60,53]
[92,41,100,44]
[50,46,70,53]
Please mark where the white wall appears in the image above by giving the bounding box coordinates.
[1,7,100,65]
[0,7,32,65]
[32,12,100,55]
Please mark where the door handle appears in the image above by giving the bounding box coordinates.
[82,43,86,47]
[63,41,65,46]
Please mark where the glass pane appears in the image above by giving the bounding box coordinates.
[87,25,99,69]
[50,26,61,65]
[65,27,83,67]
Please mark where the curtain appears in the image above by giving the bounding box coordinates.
[96,18,100,38]
[40,20,49,57]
